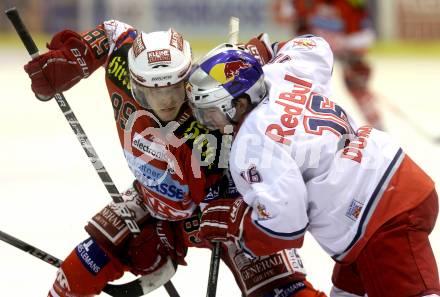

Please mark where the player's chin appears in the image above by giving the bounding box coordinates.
[157,107,180,122]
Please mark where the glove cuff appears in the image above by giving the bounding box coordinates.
[228,198,250,239]
[245,33,275,66]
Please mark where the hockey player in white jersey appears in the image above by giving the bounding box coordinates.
[187,35,440,296]
[23,19,328,296]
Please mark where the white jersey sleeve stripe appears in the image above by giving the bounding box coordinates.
[253,220,309,240]
[333,148,404,261]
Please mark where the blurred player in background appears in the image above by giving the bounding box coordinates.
[188,34,439,297]
[23,20,326,297]
[272,0,383,129]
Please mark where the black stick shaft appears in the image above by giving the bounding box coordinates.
[164,282,181,297]
[5,6,180,297]
[0,230,62,267]
[206,242,221,297]
[5,7,38,57]
[0,229,131,296]
[5,6,140,235]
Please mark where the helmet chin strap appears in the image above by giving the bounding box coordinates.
[227,116,238,126]
[227,94,253,124]
[225,106,237,124]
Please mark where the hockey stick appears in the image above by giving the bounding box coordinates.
[206,241,222,297]
[377,93,440,144]
[0,230,62,267]
[205,16,241,297]
[5,7,179,297]
[5,6,141,236]
[0,229,155,296]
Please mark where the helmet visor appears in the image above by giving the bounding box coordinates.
[189,101,231,131]
[131,77,151,108]
[131,78,186,109]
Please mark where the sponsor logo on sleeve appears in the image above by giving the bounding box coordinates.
[75,238,110,276]
[107,54,131,93]
[292,38,317,50]
[256,203,271,220]
[203,185,220,202]
[346,199,363,221]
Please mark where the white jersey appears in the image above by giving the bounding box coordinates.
[229,36,403,259]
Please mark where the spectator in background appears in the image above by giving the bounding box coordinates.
[273,0,384,129]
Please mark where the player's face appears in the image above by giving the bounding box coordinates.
[132,81,186,122]
[190,97,249,133]
[192,106,231,133]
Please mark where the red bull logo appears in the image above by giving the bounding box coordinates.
[209,60,251,84]
[293,38,317,49]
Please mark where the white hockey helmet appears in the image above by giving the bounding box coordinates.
[128,28,192,108]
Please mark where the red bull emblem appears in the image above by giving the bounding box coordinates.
[293,38,317,49]
[209,60,251,84]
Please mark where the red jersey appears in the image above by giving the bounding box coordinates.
[80,20,223,220]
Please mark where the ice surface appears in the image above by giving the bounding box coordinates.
[0,50,439,296]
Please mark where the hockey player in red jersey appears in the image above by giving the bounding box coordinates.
[24,20,219,297]
[272,0,383,129]
[24,20,327,297]
[188,35,440,297]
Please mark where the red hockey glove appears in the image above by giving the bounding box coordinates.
[198,198,249,242]
[127,220,187,275]
[24,30,92,100]
[244,33,275,66]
